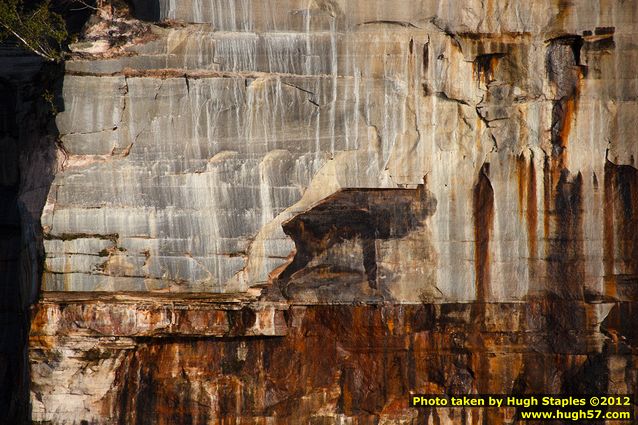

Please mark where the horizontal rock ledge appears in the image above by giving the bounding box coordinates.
[32,292,288,338]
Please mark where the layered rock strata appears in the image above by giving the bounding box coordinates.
[26,0,638,424]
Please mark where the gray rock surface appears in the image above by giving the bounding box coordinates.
[45,0,637,304]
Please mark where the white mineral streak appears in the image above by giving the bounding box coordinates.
[43,0,637,307]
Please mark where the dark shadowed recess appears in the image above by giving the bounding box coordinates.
[0,75,26,424]
[0,48,58,425]
[0,2,94,423]
[127,0,164,22]
[275,183,437,298]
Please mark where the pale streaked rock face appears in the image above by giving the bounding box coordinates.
[29,1,638,423]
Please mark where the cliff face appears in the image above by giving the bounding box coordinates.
[28,1,637,424]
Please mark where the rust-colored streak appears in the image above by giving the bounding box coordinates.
[549,0,574,34]
[516,153,527,220]
[526,156,538,260]
[550,97,577,177]
[473,164,494,303]
[543,157,551,243]
[473,53,504,86]
[542,33,588,301]
[517,153,539,276]
[90,301,627,424]
[559,98,576,149]
[603,161,617,298]
[547,35,583,190]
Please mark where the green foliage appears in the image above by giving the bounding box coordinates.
[42,89,57,114]
[0,0,67,61]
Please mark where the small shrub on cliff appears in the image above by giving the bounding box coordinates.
[0,0,67,61]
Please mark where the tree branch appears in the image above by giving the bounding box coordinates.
[0,20,56,61]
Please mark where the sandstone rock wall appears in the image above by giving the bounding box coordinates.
[29,1,638,423]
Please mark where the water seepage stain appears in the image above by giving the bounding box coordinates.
[546,35,584,171]
[471,164,495,415]
[473,53,505,86]
[99,301,633,424]
[604,161,638,298]
[542,35,587,300]
[472,163,494,303]
[546,35,583,174]
[275,182,436,297]
[516,153,538,262]
[547,169,585,299]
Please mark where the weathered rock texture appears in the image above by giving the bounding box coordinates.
[26,0,638,424]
